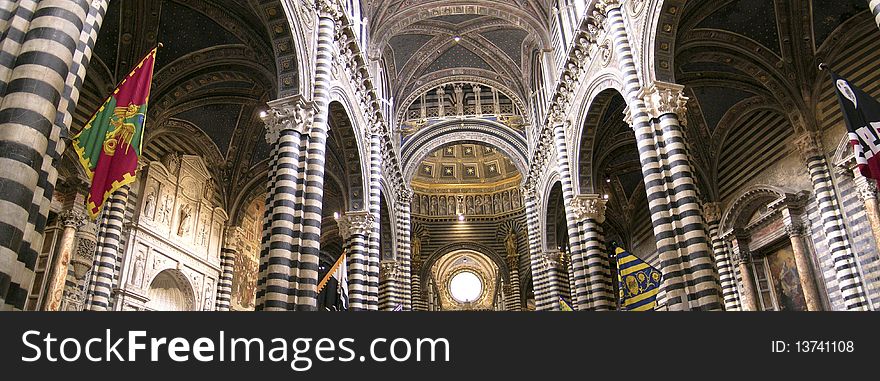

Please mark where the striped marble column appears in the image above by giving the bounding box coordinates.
[338,211,374,311]
[0,0,38,96]
[396,189,413,310]
[795,132,869,310]
[870,0,880,30]
[541,251,567,310]
[602,1,722,310]
[216,227,243,311]
[411,251,427,311]
[549,120,592,308]
[570,194,615,310]
[0,1,16,36]
[524,184,553,310]
[379,261,402,310]
[83,187,129,311]
[366,123,383,310]
[504,252,522,310]
[0,0,91,311]
[286,0,339,311]
[256,96,312,311]
[703,202,741,311]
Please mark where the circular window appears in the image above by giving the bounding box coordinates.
[449,271,483,303]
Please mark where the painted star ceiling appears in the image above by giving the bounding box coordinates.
[367,0,553,105]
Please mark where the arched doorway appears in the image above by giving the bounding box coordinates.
[145,270,196,311]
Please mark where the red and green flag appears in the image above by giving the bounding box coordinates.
[73,47,158,220]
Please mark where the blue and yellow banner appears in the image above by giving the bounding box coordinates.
[559,297,573,311]
[615,245,662,311]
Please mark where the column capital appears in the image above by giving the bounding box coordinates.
[785,224,808,237]
[398,187,414,205]
[263,96,314,144]
[569,194,607,223]
[855,176,879,202]
[365,119,388,140]
[596,0,623,12]
[59,210,87,229]
[224,226,246,251]
[315,0,341,18]
[703,201,722,224]
[637,81,689,122]
[549,105,567,127]
[794,132,825,162]
[337,211,375,239]
[540,251,566,270]
[381,261,402,279]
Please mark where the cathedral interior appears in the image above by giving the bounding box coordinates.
[2,0,880,312]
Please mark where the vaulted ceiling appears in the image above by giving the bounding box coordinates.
[77,0,279,210]
[657,0,880,202]
[367,0,553,106]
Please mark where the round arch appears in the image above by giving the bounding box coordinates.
[401,120,528,182]
[420,242,510,284]
[145,269,196,311]
[719,185,797,234]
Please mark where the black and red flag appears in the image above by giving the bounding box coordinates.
[828,67,880,182]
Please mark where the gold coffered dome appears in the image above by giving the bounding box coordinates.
[412,143,520,189]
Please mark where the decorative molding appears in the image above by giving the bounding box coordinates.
[569,194,607,223]
[337,211,375,239]
[794,132,825,162]
[59,210,87,229]
[703,202,722,224]
[637,81,689,122]
[263,95,314,144]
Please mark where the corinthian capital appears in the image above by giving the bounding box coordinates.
[59,210,86,229]
[398,188,414,205]
[337,211,375,239]
[638,81,689,123]
[315,0,340,18]
[263,96,314,144]
[381,261,402,279]
[703,202,722,224]
[570,194,607,223]
[794,132,824,162]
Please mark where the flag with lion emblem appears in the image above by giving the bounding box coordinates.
[73,47,158,219]
[613,243,662,311]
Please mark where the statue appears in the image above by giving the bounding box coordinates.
[412,235,421,260]
[129,250,145,287]
[505,231,518,258]
[160,195,173,224]
[144,190,156,219]
[177,204,192,236]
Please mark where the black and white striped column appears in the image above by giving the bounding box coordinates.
[703,202,741,311]
[524,184,553,310]
[795,133,869,310]
[549,120,593,309]
[505,252,522,310]
[366,124,383,310]
[216,227,242,311]
[570,195,615,310]
[256,96,311,311]
[83,187,129,311]
[338,211,374,311]
[0,0,91,311]
[379,261,402,310]
[287,0,338,311]
[870,0,880,30]
[603,1,722,310]
[396,189,413,310]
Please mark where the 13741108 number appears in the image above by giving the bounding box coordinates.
[795,341,854,353]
